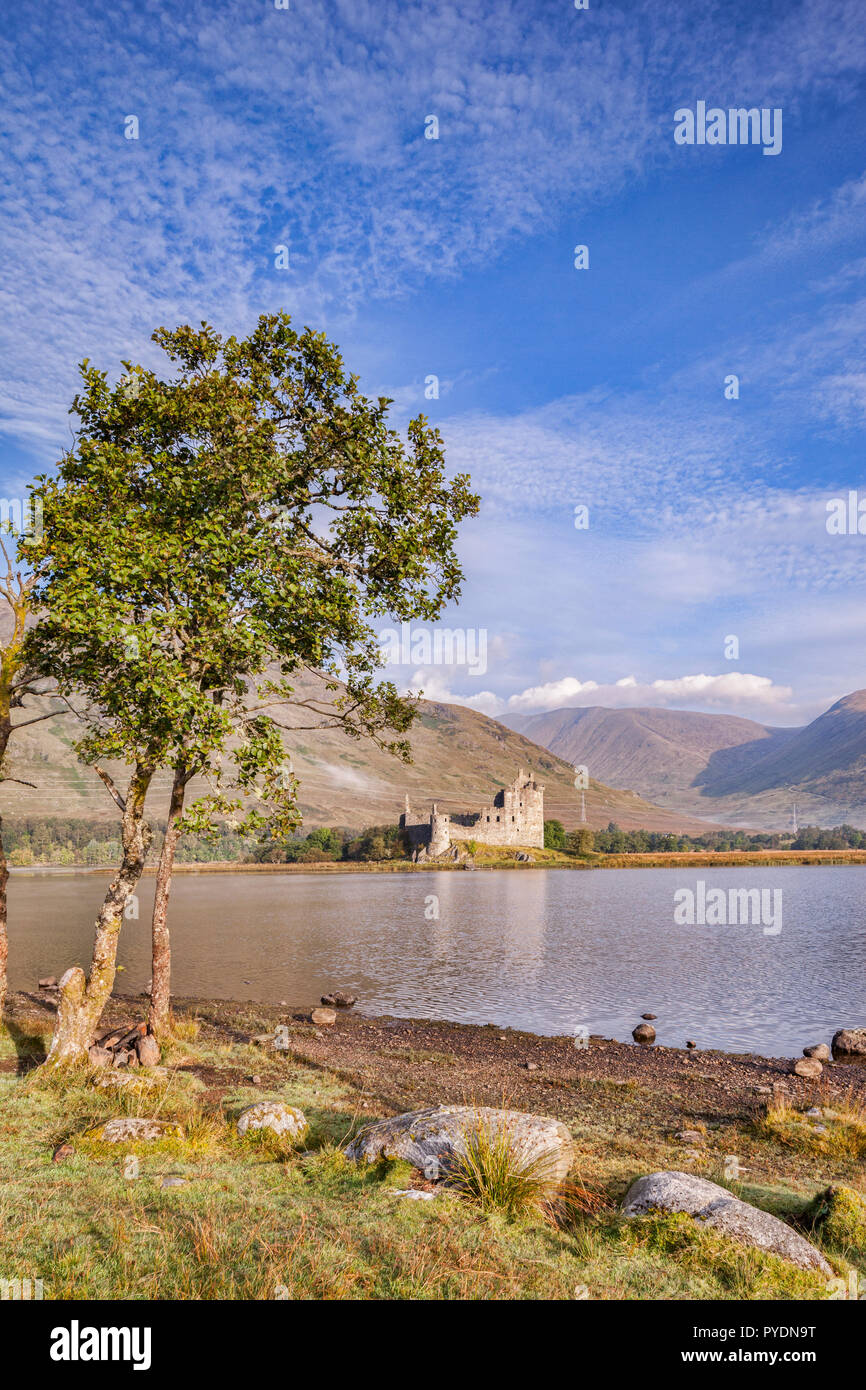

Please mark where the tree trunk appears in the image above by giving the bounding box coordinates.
[0,716,11,1019]
[45,762,154,1068]
[0,814,8,1020]
[149,762,188,1038]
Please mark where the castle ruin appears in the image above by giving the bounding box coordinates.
[400,768,544,859]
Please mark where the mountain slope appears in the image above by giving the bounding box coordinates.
[708,690,866,800]
[503,706,794,799]
[504,695,866,829]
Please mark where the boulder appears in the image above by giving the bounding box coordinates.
[87,1045,113,1069]
[803,1044,831,1061]
[623,1171,832,1275]
[311,1007,337,1026]
[345,1105,574,1186]
[793,1057,823,1079]
[92,1117,182,1143]
[674,1130,705,1145]
[237,1101,308,1140]
[632,1023,656,1044]
[38,976,58,990]
[831,1028,866,1060]
[92,1067,168,1090]
[136,1034,161,1068]
[321,991,357,1008]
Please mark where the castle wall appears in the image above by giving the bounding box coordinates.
[400,770,544,854]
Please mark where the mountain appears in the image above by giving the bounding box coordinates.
[504,706,794,800]
[503,693,866,829]
[0,673,717,835]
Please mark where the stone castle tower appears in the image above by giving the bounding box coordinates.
[399,768,544,858]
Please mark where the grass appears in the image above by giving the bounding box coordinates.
[758,1090,866,1160]
[1,1013,864,1299]
[446,1119,561,1218]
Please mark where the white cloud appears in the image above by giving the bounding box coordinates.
[506,671,794,717]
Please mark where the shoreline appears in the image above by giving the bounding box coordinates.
[10,847,866,875]
[8,989,865,1076]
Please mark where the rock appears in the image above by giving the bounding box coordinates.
[831,1028,866,1060]
[515,851,535,862]
[641,1013,657,1021]
[93,1117,183,1143]
[686,1040,697,1049]
[345,1105,575,1186]
[136,1035,161,1068]
[249,1075,263,1087]
[674,1129,705,1145]
[391,1188,437,1200]
[623,1171,832,1275]
[237,1101,308,1141]
[311,1007,337,1026]
[112,1049,129,1068]
[632,1023,656,1044]
[793,1057,823,1079]
[803,1043,831,1061]
[804,1107,822,1118]
[88,1045,113,1069]
[523,1061,538,1071]
[92,1067,169,1091]
[38,976,58,990]
[160,1175,187,1189]
[321,991,356,1008]
[52,1142,74,1163]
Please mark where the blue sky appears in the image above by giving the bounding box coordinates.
[2,0,866,727]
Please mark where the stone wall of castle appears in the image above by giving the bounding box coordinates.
[400,768,544,856]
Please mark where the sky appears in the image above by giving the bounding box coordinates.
[2,0,866,728]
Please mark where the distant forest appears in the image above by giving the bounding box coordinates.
[1,817,409,866]
[2,816,864,868]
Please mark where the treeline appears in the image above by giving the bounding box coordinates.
[585,822,866,853]
[6,816,865,868]
[2,817,251,867]
[2,817,412,867]
[251,824,410,863]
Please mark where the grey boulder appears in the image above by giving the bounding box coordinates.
[236,1101,308,1140]
[831,1028,866,1060]
[345,1104,574,1185]
[623,1171,831,1275]
[93,1117,182,1143]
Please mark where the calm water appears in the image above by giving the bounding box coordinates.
[7,867,866,1055]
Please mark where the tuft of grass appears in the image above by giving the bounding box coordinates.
[804,1185,866,1265]
[169,1015,201,1044]
[759,1092,866,1160]
[446,1120,562,1219]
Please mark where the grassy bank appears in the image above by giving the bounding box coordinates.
[11,847,866,876]
[1,993,864,1300]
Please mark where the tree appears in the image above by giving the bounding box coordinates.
[566,825,594,856]
[543,818,566,850]
[23,313,479,1058]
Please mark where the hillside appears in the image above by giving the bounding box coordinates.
[0,674,717,836]
[503,694,866,830]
